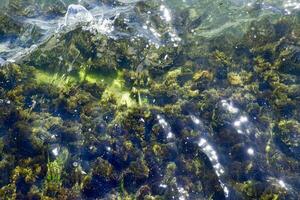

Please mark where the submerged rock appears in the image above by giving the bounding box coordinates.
[0,0,300,199]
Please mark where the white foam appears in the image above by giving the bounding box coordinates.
[82,17,114,35]
[64,4,94,26]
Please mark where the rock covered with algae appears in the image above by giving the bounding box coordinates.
[0,0,300,199]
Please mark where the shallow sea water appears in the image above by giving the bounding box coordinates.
[0,0,300,199]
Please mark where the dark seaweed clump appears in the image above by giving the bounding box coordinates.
[0,0,300,199]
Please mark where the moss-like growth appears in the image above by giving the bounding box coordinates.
[0,2,299,199]
[44,148,69,197]
[227,71,252,86]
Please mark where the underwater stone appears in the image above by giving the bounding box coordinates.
[291,51,300,64]
[0,1,299,199]
[0,13,21,35]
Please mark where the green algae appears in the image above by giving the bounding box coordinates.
[0,0,300,199]
[78,68,116,84]
[44,148,69,198]
[35,70,77,87]
[101,71,136,108]
[34,66,136,109]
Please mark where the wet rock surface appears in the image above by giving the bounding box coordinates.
[0,0,300,199]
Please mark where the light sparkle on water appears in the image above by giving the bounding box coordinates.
[247,148,254,156]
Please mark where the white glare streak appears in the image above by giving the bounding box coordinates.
[240,116,248,122]
[198,138,207,147]
[193,115,228,197]
[278,180,288,189]
[160,5,172,22]
[197,138,225,176]
[178,187,189,200]
[221,183,229,197]
[284,1,300,10]
[149,27,161,38]
[52,147,59,156]
[167,131,174,139]
[221,100,239,113]
[191,115,201,125]
[157,115,175,140]
[234,120,241,127]
[247,148,254,156]
[233,116,248,127]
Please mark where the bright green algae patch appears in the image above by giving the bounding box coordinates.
[35,68,136,108]
[35,70,78,87]
[100,71,136,108]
